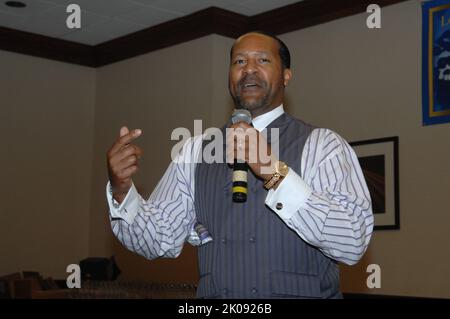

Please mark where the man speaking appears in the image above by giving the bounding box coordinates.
[106,31,374,299]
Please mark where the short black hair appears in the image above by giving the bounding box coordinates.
[230,31,291,69]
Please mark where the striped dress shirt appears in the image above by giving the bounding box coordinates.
[107,106,374,266]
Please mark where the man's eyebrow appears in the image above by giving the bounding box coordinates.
[232,51,270,56]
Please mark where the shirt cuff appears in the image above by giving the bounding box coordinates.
[106,181,139,224]
[265,169,313,219]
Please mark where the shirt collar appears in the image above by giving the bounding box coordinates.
[252,104,284,132]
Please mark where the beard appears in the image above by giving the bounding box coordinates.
[230,72,285,112]
[231,74,271,111]
[232,90,271,111]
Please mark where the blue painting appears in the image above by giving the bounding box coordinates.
[422,0,450,126]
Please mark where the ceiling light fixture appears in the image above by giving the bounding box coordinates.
[5,1,26,8]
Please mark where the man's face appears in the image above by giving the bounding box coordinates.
[229,33,292,117]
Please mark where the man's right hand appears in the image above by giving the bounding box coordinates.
[107,126,143,204]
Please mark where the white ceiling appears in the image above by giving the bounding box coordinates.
[0,0,303,45]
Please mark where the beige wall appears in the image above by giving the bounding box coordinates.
[1,0,449,298]
[279,0,450,298]
[90,36,229,283]
[90,0,449,297]
[0,50,96,278]
[88,35,235,283]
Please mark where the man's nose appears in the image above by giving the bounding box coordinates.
[243,60,257,74]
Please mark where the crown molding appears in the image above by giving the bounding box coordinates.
[95,7,250,66]
[0,0,408,67]
[0,26,96,66]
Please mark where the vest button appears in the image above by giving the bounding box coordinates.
[249,237,256,243]
[222,288,228,295]
[221,238,227,244]
[276,202,283,210]
[251,288,258,294]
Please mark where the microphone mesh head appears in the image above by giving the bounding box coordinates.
[231,109,252,124]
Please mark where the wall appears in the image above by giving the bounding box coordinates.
[1,0,448,298]
[0,50,96,279]
[90,36,233,283]
[278,0,450,298]
[89,0,450,297]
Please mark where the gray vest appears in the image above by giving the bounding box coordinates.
[194,113,342,299]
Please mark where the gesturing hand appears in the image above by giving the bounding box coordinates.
[107,126,143,203]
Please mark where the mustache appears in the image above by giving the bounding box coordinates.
[237,74,265,88]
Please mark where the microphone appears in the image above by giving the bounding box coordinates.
[231,108,252,203]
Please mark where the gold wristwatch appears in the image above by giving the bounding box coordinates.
[264,160,289,190]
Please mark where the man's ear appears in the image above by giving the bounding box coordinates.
[283,68,292,87]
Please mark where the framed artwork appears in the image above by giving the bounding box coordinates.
[422,0,450,126]
[350,137,400,230]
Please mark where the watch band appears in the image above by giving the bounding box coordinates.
[264,172,282,190]
[263,161,289,190]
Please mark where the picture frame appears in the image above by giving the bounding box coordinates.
[349,137,400,230]
[422,0,450,126]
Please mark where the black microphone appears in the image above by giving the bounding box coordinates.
[231,108,252,203]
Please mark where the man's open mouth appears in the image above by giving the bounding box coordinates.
[240,81,262,91]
